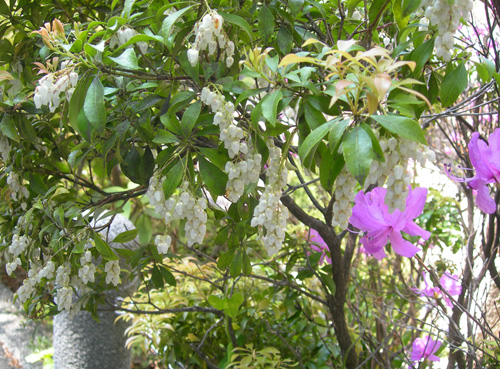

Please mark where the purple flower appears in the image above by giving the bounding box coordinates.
[440,272,462,308]
[412,271,439,298]
[413,271,462,308]
[349,187,431,260]
[409,336,441,366]
[308,229,331,264]
[467,130,500,213]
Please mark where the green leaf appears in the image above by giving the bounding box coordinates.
[401,0,422,17]
[298,120,336,161]
[343,126,373,184]
[208,295,225,310]
[328,119,350,154]
[28,173,48,195]
[121,0,135,18]
[109,48,140,70]
[198,155,228,197]
[262,89,282,126]
[392,0,410,30]
[162,160,184,199]
[181,100,202,136]
[137,214,153,246]
[198,147,230,170]
[112,229,138,243]
[258,4,274,41]
[440,63,468,107]
[230,250,242,277]
[219,12,254,42]
[0,114,19,142]
[217,249,235,270]
[151,266,163,288]
[93,233,119,260]
[371,115,427,144]
[161,5,196,45]
[159,266,176,286]
[277,26,292,55]
[410,38,435,78]
[360,123,384,161]
[242,251,252,275]
[226,292,244,318]
[84,77,106,133]
[153,130,178,144]
[289,0,304,15]
[369,0,389,27]
[69,75,91,133]
[320,153,344,192]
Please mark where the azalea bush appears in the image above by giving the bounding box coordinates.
[1,0,500,368]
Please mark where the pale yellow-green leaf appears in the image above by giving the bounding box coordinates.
[302,38,326,47]
[278,54,319,67]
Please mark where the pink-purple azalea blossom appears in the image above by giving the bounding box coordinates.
[409,336,441,367]
[467,130,500,214]
[308,229,331,264]
[447,129,500,213]
[413,271,462,308]
[349,186,431,260]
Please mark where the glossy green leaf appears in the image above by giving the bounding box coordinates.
[161,5,196,44]
[109,48,140,70]
[93,233,119,260]
[230,250,242,277]
[343,126,373,184]
[258,4,274,41]
[411,38,435,78]
[298,120,336,161]
[112,229,138,243]
[371,115,427,144]
[162,160,184,200]
[277,26,293,55]
[219,12,253,41]
[360,123,384,161]
[440,63,468,107]
[153,130,178,144]
[84,77,106,133]
[181,100,202,136]
[328,119,350,154]
[160,266,177,286]
[262,89,282,126]
[198,155,228,197]
[0,114,18,142]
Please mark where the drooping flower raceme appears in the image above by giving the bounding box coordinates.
[466,129,500,214]
[409,336,442,366]
[187,11,235,68]
[349,186,431,260]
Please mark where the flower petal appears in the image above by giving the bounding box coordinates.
[405,187,428,219]
[389,231,421,258]
[471,180,497,214]
[403,221,431,240]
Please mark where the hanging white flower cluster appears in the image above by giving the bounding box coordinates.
[78,251,96,284]
[146,179,208,247]
[201,87,247,158]
[420,0,473,61]
[251,141,289,256]
[55,263,74,311]
[104,260,121,286]
[331,168,357,229]
[187,11,235,68]
[109,27,148,54]
[34,69,78,112]
[16,262,41,305]
[201,86,261,202]
[155,234,172,254]
[6,172,29,203]
[225,151,262,202]
[8,233,30,257]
